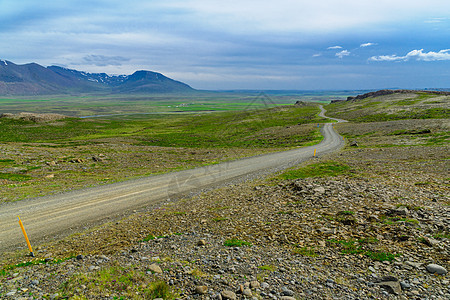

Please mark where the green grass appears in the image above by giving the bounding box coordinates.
[0,173,32,181]
[424,133,450,146]
[292,246,318,257]
[279,161,350,179]
[145,281,173,299]
[258,265,276,272]
[337,210,355,216]
[223,238,252,247]
[60,265,176,299]
[0,105,324,149]
[383,216,419,225]
[433,232,450,239]
[141,234,156,242]
[395,204,422,211]
[353,108,448,122]
[395,92,437,105]
[327,238,399,261]
[212,217,228,222]
[0,159,15,165]
[1,256,76,277]
[172,211,186,215]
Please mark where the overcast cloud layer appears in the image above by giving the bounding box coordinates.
[1,0,449,90]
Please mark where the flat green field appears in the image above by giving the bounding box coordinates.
[0,97,330,202]
[0,90,355,117]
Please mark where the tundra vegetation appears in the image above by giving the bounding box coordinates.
[0,90,448,299]
[0,93,328,202]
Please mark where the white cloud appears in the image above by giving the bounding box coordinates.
[327,46,342,50]
[424,17,447,23]
[360,42,377,47]
[312,53,322,57]
[370,49,450,62]
[82,55,129,66]
[336,50,350,58]
[163,0,450,34]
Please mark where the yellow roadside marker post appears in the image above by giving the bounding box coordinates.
[18,216,34,257]
[313,149,317,157]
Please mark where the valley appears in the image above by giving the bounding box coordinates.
[0,90,448,299]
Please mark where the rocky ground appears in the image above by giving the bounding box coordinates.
[0,121,448,299]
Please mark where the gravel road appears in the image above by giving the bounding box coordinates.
[0,109,344,252]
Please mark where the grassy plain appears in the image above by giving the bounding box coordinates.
[0,93,330,202]
[0,90,352,117]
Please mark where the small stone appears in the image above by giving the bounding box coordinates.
[261,282,269,289]
[89,266,100,271]
[405,261,422,268]
[250,280,260,289]
[197,239,206,246]
[424,237,440,246]
[6,291,16,296]
[76,254,84,260]
[394,206,408,216]
[221,290,237,300]
[400,281,411,290]
[313,186,326,194]
[148,263,163,274]
[195,286,208,294]
[236,284,244,294]
[281,297,296,300]
[31,280,39,285]
[281,287,294,296]
[378,281,402,295]
[243,288,252,297]
[379,276,398,282]
[426,264,447,275]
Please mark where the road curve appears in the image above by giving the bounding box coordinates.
[0,106,345,252]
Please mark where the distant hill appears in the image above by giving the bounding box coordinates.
[0,60,194,95]
[326,89,449,122]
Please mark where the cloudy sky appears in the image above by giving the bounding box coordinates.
[1,0,449,90]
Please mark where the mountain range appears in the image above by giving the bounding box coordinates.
[0,60,194,95]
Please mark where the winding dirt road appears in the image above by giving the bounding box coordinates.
[0,107,345,252]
